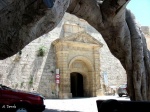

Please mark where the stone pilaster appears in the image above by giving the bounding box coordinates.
[94,46,103,96]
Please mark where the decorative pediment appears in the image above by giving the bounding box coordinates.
[53,31,103,47]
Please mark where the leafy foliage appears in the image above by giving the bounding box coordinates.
[37,46,46,57]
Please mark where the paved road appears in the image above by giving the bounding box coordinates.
[43,95,130,112]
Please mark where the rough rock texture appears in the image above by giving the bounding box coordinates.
[0,0,70,59]
[67,0,150,101]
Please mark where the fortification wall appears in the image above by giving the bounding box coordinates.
[0,13,127,98]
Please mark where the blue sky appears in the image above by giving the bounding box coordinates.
[127,0,150,26]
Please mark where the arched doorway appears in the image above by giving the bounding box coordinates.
[70,72,84,97]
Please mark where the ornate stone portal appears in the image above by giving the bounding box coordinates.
[52,31,103,98]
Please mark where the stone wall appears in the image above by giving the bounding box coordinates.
[141,26,150,35]
[141,26,150,50]
[0,13,127,98]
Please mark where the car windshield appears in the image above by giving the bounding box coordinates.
[0,84,11,90]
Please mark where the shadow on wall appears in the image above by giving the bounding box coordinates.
[28,54,44,90]
[31,55,44,76]
[37,25,65,98]
[37,44,56,98]
[7,55,21,80]
[7,62,17,80]
[44,108,80,112]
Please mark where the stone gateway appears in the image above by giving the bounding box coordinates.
[52,32,103,98]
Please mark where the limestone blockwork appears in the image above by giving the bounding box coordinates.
[52,31,103,98]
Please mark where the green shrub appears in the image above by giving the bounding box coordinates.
[20,82,24,88]
[37,46,46,57]
[29,77,33,85]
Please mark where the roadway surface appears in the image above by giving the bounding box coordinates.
[43,95,130,112]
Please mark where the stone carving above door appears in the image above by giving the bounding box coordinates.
[53,31,103,47]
